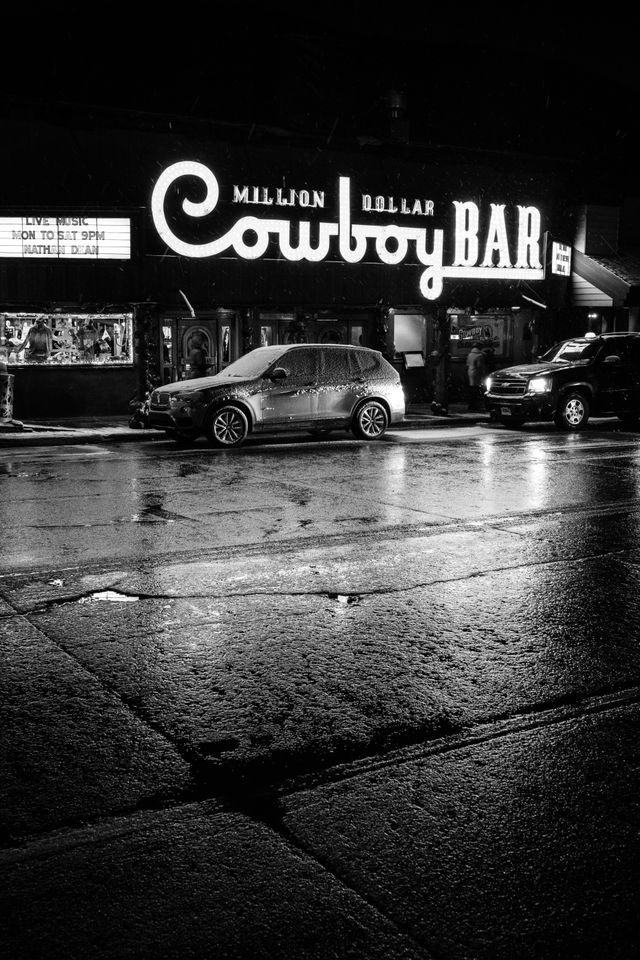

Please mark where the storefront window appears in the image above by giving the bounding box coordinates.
[4,312,133,365]
[450,314,508,358]
[162,325,172,364]
[349,324,365,346]
[393,314,426,356]
[349,323,364,347]
[221,324,231,364]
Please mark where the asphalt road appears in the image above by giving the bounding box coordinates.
[1,423,640,959]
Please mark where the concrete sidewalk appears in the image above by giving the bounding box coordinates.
[0,404,488,446]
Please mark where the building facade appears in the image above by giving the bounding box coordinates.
[0,99,579,418]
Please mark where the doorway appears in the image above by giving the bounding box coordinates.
[160,313,238,383]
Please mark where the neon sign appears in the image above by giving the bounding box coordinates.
[151,161,543,301]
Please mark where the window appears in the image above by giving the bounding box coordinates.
[5,312,133,365]
[541,340,600,363]
[221,325,231,364]
[394,314,426,355]
[321,347,352,381]
[280,348,318,382]
[601,338,630,361]
[355,349,382,375]
[162,326,172,365]
[349,324,365,346]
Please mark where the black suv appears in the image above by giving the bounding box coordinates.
[484,333,640,430]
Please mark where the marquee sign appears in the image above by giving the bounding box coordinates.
[151,161,544,301]
[0,217,131,259]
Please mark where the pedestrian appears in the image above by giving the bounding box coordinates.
[466,341,486,411]
[187,333,209,378]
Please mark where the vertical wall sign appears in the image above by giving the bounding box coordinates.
[551,241,572,276]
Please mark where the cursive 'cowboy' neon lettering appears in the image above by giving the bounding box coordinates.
[150,161,544,301]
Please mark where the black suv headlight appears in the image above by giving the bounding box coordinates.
[527,376,551,394]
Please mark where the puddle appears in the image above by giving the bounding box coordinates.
[78,590,139,603]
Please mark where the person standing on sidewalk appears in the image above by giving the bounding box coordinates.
[466,342,487,411]
[187,334,209,378]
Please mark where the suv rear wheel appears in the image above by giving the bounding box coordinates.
[555,392,589,430]
[206,405,249,448]
[351,400,388,440]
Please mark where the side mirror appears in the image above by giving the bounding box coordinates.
[270,367,287,381]
[603,355,620,364]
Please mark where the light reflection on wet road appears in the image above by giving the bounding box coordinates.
[2,424,640,573]
[2,423,640,958]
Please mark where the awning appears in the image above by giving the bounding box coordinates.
[572,250,640,305]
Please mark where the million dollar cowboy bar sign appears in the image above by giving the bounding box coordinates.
[151,160,545,301]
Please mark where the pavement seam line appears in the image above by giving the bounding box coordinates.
[2,495,640,581]
[2,611,202,773]
[274,683,640,803]
[0,545,632,617]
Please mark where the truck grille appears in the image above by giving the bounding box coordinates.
[490,376,527,398]
[150,391,169,408]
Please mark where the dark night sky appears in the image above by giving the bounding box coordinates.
[6,6,640,181]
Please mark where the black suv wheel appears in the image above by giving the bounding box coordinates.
[554,392,590,430]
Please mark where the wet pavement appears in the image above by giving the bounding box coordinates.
[2,420,640,958]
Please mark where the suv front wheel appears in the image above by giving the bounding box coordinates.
[206,404,249,448]
[554,392,590,431]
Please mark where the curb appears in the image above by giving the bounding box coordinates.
[0,414,488,447]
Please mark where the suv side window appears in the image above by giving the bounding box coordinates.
[320,347,351,381]
[354,349,382,376]
[279,348,319,383]
[601,338,630,362]
[320,347,369,380]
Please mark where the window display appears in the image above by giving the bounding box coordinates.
[4,312,133,364]
[393,314,426,356]
[450,313,507,358]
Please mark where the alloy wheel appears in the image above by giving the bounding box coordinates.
[565,398,585,427]
[352,401,388,439]
[208,406,249,447]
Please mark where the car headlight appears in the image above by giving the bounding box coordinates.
[528,376,551,394]
[170,390,206,405]
[484,376,493,392]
